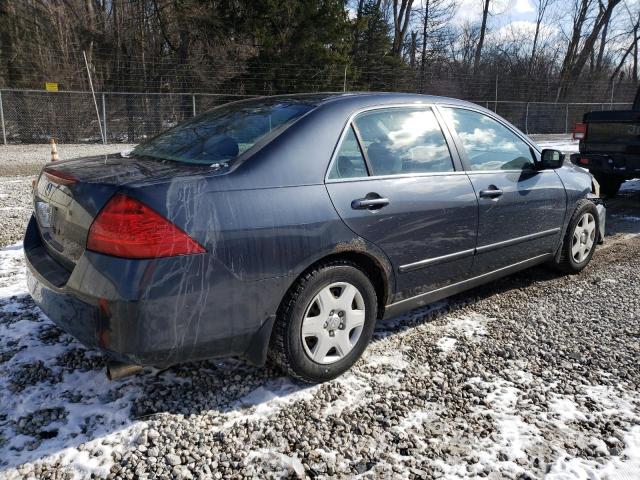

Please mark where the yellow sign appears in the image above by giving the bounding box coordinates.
[45,82,58,92]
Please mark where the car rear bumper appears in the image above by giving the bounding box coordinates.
[24,215,287,367]
[571,152,640,179]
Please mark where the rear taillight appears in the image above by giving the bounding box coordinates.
[43,168,77,185]
[573,122,587,140]
[87,194,206,259]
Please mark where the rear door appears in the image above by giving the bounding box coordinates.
[325,106,478,301]
[438,106,566,275]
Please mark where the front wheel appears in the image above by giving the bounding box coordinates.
[554,200,599,274]
[269,260,378,383]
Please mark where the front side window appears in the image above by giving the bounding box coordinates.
[353,107,454,176]
[133,99,315,165]
[441,107,535,171]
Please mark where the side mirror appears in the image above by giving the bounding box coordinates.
[539,149,564,169]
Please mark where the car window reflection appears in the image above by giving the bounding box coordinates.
[441,107,535,171]
[354,108,454,176]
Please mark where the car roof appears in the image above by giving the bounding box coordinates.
[240,92,478,108]
[259,91,476,109]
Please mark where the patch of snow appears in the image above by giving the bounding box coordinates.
[447,313,492,339]
[395,408,439,431]
[244,449,306,477]
[436,336,457,354]
[222,377,320,429]
[549,396,586,424]
[535,139,579,154]
[546,426,640,480]
[610,214,640,222]
[365,350,408,370]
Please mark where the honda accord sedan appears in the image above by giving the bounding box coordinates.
[25,93,605,382]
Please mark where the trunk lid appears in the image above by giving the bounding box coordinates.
[33,153,211,269]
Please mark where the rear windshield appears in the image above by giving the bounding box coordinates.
[132,99,315,165]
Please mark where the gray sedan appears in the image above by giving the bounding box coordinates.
[24,93,605,383]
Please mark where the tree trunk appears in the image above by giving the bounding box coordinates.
[409,30,417,68]
[420,0,429,93]
[557,0,621,100]
[391,0,415,57]
[596,14,610,71]
[473,0,490,73]
[634,24,639,83]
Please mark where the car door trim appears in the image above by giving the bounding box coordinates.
[384,252,553,319]
[399,248,475,272]
[398,228,559,273]
[475,227,560,254]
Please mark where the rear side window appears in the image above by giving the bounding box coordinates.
[328,126,368,179]
[133,100,314,165]
[441,107,535,171]
[354,107,454,176]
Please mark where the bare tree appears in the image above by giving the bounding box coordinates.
[473,0,490,73]
[417,0,456,91]
[610,4,640,83]
[557,0,622,99]
[391,0,415,56]
[529,0,555,74]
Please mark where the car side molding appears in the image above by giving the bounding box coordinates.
[384,252,554,319]
[399,248,475,273]
[475,228,561,254]
[398,228,560,273]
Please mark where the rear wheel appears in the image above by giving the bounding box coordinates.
[269,260,377,383]
[592,172,622,198]
[555,200,599,274]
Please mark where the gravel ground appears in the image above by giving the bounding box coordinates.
[0,144,135,177]
[0,141,639,479]
[0,144,134,247]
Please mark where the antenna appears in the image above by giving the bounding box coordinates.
[83,50,106,144]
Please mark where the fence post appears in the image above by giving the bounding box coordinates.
[343,65,347,92]
[192,95,196,117]
[525,102,529,134]
[610,82,614,108]
[0,90,6,145]
[101,93,107,142]
[565,103,569,134]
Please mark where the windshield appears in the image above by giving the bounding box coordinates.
[132,99,315,165]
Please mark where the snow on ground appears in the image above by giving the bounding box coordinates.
[530,134,579,154]
[2,236,640,478]
[0,139,639,478]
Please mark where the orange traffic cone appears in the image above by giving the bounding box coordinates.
[50,138,59,162]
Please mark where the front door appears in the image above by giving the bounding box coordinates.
[325,106,479,302]
[439,106,567,274]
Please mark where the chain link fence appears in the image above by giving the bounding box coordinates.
[0,90,254,144]
[0,88,633,145]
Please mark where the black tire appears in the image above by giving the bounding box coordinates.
[555,199,599,274]
[592,172,622,198]
[269,260,378,383]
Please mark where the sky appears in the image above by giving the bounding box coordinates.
[453,0,537,26]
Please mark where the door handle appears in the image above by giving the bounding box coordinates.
[351,196,390,210]
[479,187,504,199]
